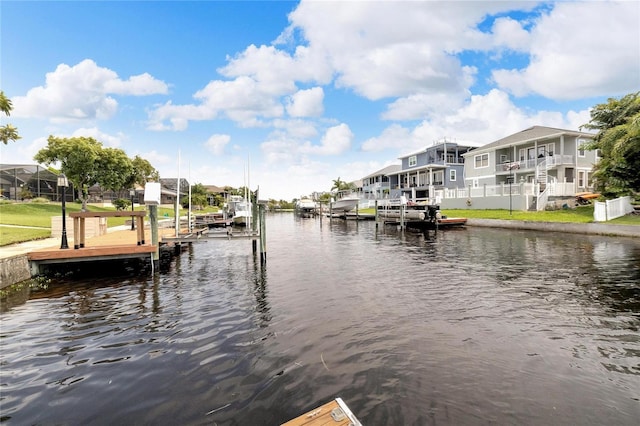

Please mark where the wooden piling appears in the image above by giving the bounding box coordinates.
[259,204,266,264]
[149,205,159,270]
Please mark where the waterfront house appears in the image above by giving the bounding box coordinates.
[437,126,598,211]
[386,138,483,201]
[361,165,401,199]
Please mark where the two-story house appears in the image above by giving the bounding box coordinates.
[387,138,482,201]
[361,165,401,199]
[462,126,597,195]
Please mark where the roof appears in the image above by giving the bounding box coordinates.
[466,126,595,155]
[399,137,482,159]
[203,185,226,193]
[362,164,401,179]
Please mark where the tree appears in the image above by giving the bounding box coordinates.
[331,177,354,192]
[35,136,103,210]
[582,92,640,198]
[124,155,160,190]
[182,183,208,208]
[96,147,134,196]
[0,90,21,144]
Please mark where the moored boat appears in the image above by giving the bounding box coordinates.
[232,199,251,226]
[295,197,318,217]
[331,190,360,212]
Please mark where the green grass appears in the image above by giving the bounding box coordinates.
[440,206,598,223]
[0,227,53,246]
[0,201,220,246]
[361,204,640,225]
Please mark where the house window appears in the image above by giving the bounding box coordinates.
[527,147,535,160]
[547,143,554,156]
[537,146,546,158]
[474,153,489,168]
[433,171,443,185]
[473,178,479,188]
[500,154,508,163]
[578,139,586,157]
[519,149,525,161]
[449,169,456,182]
[578,170,586,187]
[408,155,417,167]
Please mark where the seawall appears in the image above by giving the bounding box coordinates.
[1,254,31,290]
[466,219,640,238]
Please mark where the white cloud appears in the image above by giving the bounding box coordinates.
[300,123,353,155]
[204,134,231,156]
[12,59,168,121]
[365,89,593,156]
[71,127,124,148]
[490,17,530,51]
[286,87,324,117]
[493,1,640,99]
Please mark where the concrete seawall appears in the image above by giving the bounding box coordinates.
[1,254,31,289]
[466,219,640,238]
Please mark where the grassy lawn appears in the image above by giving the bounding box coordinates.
[360,204,640,225]
[0,227,53,246]
[0,201,219,246]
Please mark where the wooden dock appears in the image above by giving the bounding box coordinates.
[281,398,362,426]
[26,227,176,274]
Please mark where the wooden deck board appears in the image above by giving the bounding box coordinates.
[281,399,361,426]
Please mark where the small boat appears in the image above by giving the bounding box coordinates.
[378,198,467,230]
[295,197,318,217]
[331,190,360,213]
[232,199,252,226]
[281,397,362,426]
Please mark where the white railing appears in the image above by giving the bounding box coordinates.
[594,196,634,221]
[536,186,550,211]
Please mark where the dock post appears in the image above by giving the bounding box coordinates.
[259,204,266,264]
[375,200,379,229]
[329,202,333,221]
[400,204,405,232]
[149,204,159,270]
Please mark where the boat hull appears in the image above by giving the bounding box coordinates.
[331,198,359,212]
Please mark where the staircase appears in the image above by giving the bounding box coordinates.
[536,159,549,191]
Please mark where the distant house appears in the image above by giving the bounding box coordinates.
[387,138,482,201]
[361,165,401,199]
[159,178,190,206]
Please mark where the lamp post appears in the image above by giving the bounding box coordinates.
[130,189,136,230]
[58,174,69,249]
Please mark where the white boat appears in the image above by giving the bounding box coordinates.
[331,190,359,212]
[295,197,318,216]
[226,195,252,227]
[232,199,252,226]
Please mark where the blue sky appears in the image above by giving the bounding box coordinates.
[1,0,638,201]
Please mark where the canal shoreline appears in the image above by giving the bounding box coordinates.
[1,218,639,289]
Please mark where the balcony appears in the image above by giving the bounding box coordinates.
[495,154,574,173]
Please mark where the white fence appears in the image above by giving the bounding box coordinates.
[593,196,634,221]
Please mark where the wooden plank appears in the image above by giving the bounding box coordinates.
[69,211,147,218]
[28,245,156,261]
[281,399,361,426]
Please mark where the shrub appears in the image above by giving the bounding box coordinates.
[112,198,132,211]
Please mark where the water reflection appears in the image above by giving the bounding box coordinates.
[0,215,639,425]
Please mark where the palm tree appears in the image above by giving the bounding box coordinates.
[0,90,21,144]
[331,177,353,192]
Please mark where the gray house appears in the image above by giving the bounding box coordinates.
[439,126,599,211]
[462,126,597,194]
[387,138,482,201]
[361,164,401,199]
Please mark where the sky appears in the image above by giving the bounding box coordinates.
[1,0,638,201]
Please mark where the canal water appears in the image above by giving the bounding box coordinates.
[1,213,639,425]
